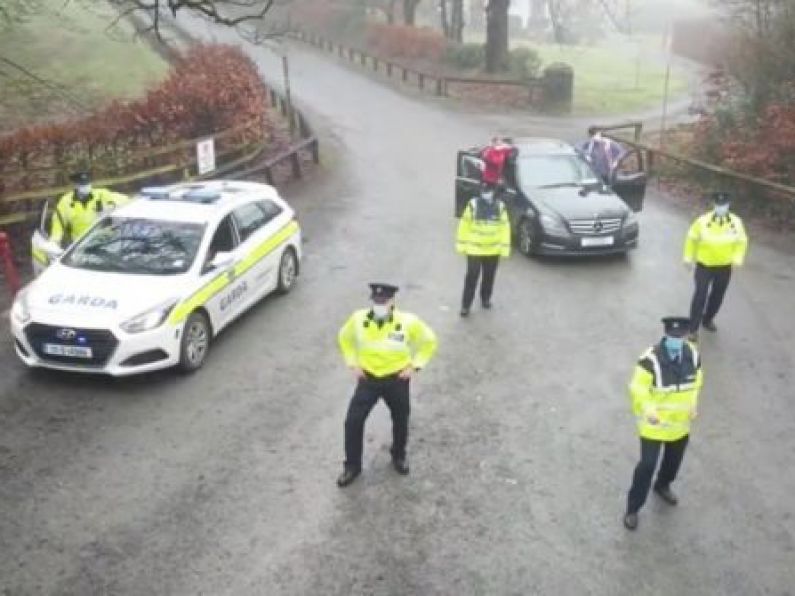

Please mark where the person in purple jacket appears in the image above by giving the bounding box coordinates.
[578,127,627,185]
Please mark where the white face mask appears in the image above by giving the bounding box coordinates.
[76,184,92,198]
[482,192,495,202]
[714,204,730,217]
[372,304,390,319]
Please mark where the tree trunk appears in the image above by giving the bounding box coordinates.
[485,0,510,72]
[451,0,465,42]
[440,0,450,37]
[403,0,420,25]
[387,0,397,24]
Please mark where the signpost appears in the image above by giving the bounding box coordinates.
[196,138,216,176]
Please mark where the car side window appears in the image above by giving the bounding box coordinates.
[459,153,483,180]
[206,215,237,264]
[257,199,283,225]
[232,202,269,243]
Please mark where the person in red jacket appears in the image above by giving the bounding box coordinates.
[479,137,515,186]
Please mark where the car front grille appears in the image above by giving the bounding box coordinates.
[568,218,623,235]
[24,323,118,367]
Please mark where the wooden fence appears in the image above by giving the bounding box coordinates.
[293,30,546,104]
[0,87,320,229]
[597,121,795,203]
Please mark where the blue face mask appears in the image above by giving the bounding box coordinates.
[664,336,684,360]
[714,204,730,217]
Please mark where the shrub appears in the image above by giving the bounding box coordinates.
[444,43,485,70]
[508,47,542,80]
[0,44,275,203]
[364,24,447,61]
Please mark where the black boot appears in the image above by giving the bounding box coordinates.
[392,457,409,476]
[336,466,361,487]
[623,512,639,530]
[702,320,718,332]
[654,485,679,505]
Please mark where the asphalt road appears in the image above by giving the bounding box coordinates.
[2,21,795,596]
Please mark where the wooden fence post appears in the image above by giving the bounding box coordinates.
[373,57,379,71]
[402,68,408,82]
[311,139,320,164]
[386,62,393,77]
[435,78,443,96]
[360,52,366,66]
[418,73,425,90]
[290,152,302,178]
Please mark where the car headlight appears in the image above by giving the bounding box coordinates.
[10,292,31,324]
[624,211,639,227]
[120,299,178,334]
[539,213,568,234]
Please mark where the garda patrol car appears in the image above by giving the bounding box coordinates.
[10,180,302,375]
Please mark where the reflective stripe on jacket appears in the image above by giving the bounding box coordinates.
[50,188,129,246]
[629,342,703,441]
[456,197,511,257]
[683,210,748,267]
[338,309,438,377]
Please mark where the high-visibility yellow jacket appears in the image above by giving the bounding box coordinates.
[456,197,511,257]
[629,342,703,442]
[338,308,438,378]
[683,210,748,267]
[50,188,129,246]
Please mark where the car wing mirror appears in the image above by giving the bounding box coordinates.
[207,250,234,272]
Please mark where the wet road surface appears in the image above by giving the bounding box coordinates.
[1,21,794,596]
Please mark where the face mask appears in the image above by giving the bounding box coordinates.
[76,184,92,198]
[482,192,494,202]
[714,204,730,217]
[372,304,390,320]
[664,336,684,360]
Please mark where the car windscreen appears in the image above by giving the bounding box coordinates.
[517,154,601,189]
[62,217,206,275]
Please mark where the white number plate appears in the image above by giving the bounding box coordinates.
[581,235,614,247]
[43,343,93,358]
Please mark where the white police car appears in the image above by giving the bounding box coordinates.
[10,180,302,375]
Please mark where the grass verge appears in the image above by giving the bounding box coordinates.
[0,1,169,129]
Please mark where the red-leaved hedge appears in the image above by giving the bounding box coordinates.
[364,24,447,62]
[0,44,273,198]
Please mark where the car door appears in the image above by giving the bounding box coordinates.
[612,148,647,212]
[230,200,283,311]
[31,199,65,276]
[455,149,484,217]
[200,214,241,332]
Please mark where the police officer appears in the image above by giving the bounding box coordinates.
[336,283,438,487]
[684,191,749,339]
[624,317,703,531]
[456,182,511,317]
[50,171,129,247]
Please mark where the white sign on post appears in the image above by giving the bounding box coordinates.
[196,138,216,176]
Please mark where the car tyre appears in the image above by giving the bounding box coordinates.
[518,218,539,257]
[178,311,211,373]
[276,247,298,294]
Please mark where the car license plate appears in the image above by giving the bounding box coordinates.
[43,343,93,358]
[581,235,614,247]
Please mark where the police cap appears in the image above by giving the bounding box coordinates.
[69,171,92,184]
[369,283,399,302]
[711,191,731,205]
[661,316,691,337]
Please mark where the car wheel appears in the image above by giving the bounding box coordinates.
[276,248,298,294]
[518,218,538,257]
[178,311,210,373]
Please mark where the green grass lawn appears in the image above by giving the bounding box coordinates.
[516,40,689,115]
[0,1,169,129]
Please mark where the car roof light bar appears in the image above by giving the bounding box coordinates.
[182,189,222,204]
[139,187,172,200]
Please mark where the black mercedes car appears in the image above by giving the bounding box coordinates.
[454,138,647,256]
